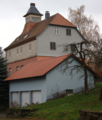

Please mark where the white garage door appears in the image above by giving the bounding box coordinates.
[32,91,41,104]
[22,91,29,107]
[12,92,19,104]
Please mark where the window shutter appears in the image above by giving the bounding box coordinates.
[29,44,32,51]
[20,47,23,53]
[17,48,19,54]
[9,51,11,57]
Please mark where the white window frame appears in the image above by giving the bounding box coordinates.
[16,66,19,71]
[17,48,19,56]
[9,50,11,58]
[55,27,59,35]
[20,46,23,54]
[9,68,12,76]
[29,43,32,52]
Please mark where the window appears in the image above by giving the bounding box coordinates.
[9,68,12,76]
[29,43,32,51]
[55,28,59,35]
[24,34,29,39]
[9,51,11,57]
[66,89,73,94]
[31,17,40,22]
[16,38,19,42]
[20,47,23,54]
[71,44,75,52]
[21,65,24,68]
[16,66,19,71]
[66,29,71,36]
[50,42,56,50]
[17,48,19,55]
[26,17,30,23]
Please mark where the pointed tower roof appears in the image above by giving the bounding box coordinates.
[23,3,43,17]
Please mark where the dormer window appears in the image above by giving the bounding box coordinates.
[24,34,29,39]
[16,66,19,71]
[16,38,19,42]
[55,28,59,35]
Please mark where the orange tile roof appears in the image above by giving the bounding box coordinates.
[50,13,75,27]
[4,13,76,51]
[4,54,99,81]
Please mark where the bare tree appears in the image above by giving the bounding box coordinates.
[68,5,101,74]
[68,5,100,42]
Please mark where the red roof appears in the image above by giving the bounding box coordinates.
[50,13,75,27]
[5,13,76,51]
[4,54,99,81]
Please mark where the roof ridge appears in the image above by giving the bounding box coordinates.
[32,54,71,63]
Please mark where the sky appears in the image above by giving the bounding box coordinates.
[0,0,102,49]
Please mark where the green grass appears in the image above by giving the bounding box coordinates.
[24,83,102,120]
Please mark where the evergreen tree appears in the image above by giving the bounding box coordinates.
[0,47,8,104]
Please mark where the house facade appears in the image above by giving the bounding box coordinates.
[4,3,97,107]
[4,55,96,107]
[4,3,86,76]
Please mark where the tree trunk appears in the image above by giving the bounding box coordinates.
[99,88,102,100]
[84,67,89,95]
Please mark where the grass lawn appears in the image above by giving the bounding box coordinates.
[22,83,102,120]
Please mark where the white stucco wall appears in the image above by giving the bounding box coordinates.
[37,25,85,57]
[9,76,46,107]
[46,57,94,99]
[6,40,37,63]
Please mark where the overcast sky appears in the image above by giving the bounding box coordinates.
[0,0,102,49]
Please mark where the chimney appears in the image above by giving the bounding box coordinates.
[45,11,50,19]
[30,3,35,6]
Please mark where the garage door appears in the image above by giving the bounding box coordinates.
[12,92,19,104]
[32,91,41,104]
[22,91,29,107]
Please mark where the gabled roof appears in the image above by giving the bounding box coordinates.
[23,3,43,17]
[4,54,100,81]
[4,13,76,51]
[50,13,75,27]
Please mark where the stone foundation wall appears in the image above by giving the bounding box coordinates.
[79,110,102,120]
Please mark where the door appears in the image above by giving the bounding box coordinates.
[22,91,29,107]
[12,92,19,104]
[32,91,41,104]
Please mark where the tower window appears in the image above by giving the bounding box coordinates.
[66,29,71,36]
[26,17,30,23]
[55,28,59,35]
[50,42,56,50]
